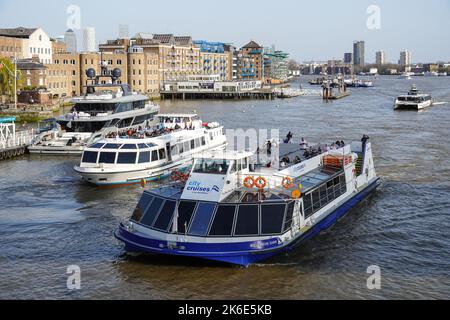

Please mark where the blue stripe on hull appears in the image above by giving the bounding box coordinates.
[115,178,380,267]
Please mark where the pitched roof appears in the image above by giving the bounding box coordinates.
[242,40,262,49]
[16,59,47,70]
[153,34,175,44]
[174,36,192,46]
[0,27,38,38]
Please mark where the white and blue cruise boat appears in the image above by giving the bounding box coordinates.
[115,137,380,267]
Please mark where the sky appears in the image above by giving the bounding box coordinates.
[0,0,449,63]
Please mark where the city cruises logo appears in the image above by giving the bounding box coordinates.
[186,181,220,194]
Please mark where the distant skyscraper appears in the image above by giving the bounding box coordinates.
[118,24,130,39]
[353,41,365,67]
[376,50,385,65]
[344,53,353,64]
[64,29,77,53]
[83,27,96,52]
[399,50,411,66]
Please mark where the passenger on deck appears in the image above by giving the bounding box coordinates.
[340,140,345,147]
[300,137,308,149]
[294,156,302,164]
[361,134,370,150]
[324,144,329,152]
[303,149,310,158]
[267,141,272,154]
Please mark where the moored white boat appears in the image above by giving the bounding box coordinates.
[28,66,159,155]
[115,136,380,267]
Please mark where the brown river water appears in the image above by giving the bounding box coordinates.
[0,76,449,299]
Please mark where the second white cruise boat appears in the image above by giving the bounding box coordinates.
[394,84,433,110]
[74,114,227,187]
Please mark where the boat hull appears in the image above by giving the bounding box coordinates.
[394,100,433,110]
[115,178,381,267]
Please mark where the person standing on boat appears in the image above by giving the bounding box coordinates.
[267,140,272,155]
[361,134,370,150]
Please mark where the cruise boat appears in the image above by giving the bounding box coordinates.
[398,73,413,80]
[394,84,433,110]
[115,137,380,267]
[28,67,159,155]
[74,114,227,187]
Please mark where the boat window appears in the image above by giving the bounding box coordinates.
[140,197,164,227]
[138,151,151,164]
[115,102,133,113]
[131,194,154,222]
[153,200,176,231]
[303,193,313,218]
[234,205,259,236]
[201,137,206,146]
[171,145,178,156]
[152,150,158,161]
[89,143,105,149]
[243,157,248,170]
[174,201,197,234]
[193,159,230,175]
[121,144,137,150]
[138,143,148,149]
[118,118,133,128]
[99,152,116,164]
[319,185,328,207]
[241,192,259,203]
[82,151,98,163]
[237,159,242,171]
[104,143,122,149]
[117,152,137,164]
[230,161,237,174]
[190,139,195,150]
[283,202,295,232]
[158,149,166,160]
[184,141,190,152]
[312,189,320,211]
[195,138,201,149]
[178,143,184,154]
[188,202,216,236]
[209,205,236,237]
[133,115,147,126]
[261,204,286,235]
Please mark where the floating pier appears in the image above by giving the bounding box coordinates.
[0,117,35,161]
[161,90,275,101]
[322,78,350,100]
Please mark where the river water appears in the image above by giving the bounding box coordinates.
[0,76,449,299]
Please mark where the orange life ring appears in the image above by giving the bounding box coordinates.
[254,176,267,189]
[282,176,294,189]
[244,176,255,188]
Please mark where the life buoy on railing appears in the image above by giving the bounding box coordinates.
[254,176,267,189]
[244,176,255,188]
[282,176,294,189]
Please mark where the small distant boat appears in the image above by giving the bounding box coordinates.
[309,78,325,85]
[424,71,439,77]
[345,78,374,88]
[394,84,433,110]
[398,73,413,80]
[438,72,447,77]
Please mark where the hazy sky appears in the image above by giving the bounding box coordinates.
[1,0,449,63]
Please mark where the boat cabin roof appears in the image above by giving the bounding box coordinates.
[193,150,254,161]
[158,113,198,119]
